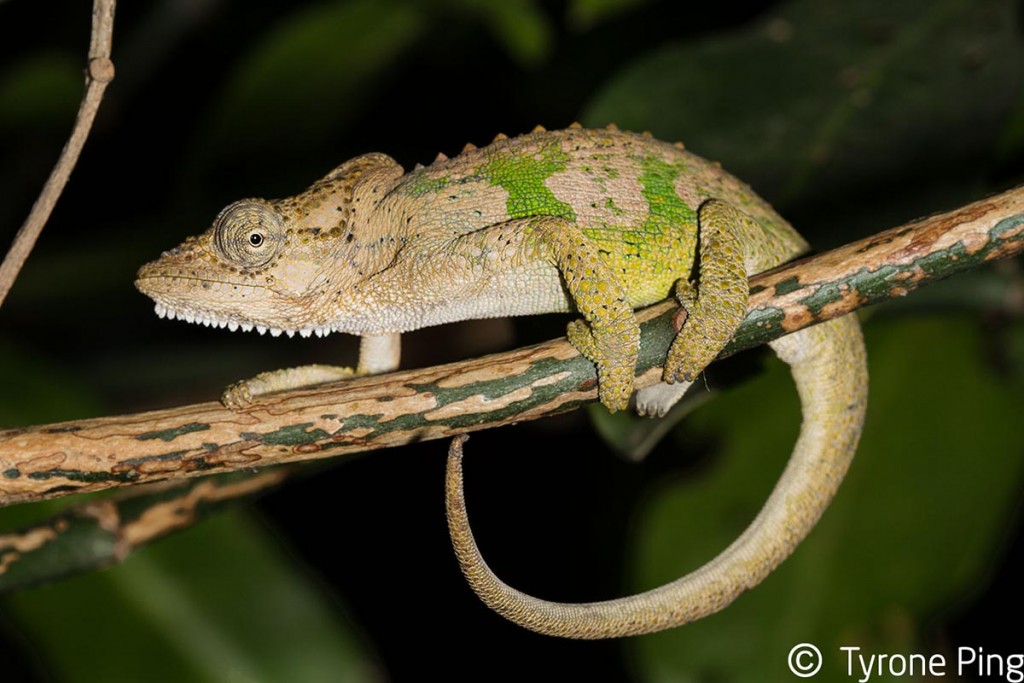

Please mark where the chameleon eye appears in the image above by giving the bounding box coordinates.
[213,200,282,268]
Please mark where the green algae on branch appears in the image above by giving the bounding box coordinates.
[0,186,1022,506]
[136,423,210,442]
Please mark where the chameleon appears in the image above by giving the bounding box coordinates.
[135,124,868,639]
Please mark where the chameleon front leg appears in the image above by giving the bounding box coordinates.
[453,215,639,410]
[357,332,402,374]
[221,332,400,408]
[521,216,640,412]
[446,314,867,638]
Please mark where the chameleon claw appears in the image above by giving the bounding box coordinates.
[221,381,255,411]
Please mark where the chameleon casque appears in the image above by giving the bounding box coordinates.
[136,125,868,639]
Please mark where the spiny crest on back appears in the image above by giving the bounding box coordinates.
[421,123,643,173]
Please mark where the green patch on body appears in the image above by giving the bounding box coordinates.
[637,154,697,235]
[604,196,625,216]
[402,172,452,198]
[479,141,576,220]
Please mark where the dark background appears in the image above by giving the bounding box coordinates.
[1,0,1023,680]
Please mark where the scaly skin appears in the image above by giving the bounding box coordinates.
[136,125,868,638]
[447,315,867,637]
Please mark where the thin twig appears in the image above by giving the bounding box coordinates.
[0,185,1021,505]
[0,0,116,309]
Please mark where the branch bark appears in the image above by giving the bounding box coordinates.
[0,0,117,309]
[0,467,294,591]
[0,186,1022,507]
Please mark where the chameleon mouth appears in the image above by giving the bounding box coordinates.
[153,303,336,339]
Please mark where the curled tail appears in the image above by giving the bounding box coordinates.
[445,314,868,639]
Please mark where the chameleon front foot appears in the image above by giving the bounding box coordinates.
[567,319,637,412]
[221,364,357,409]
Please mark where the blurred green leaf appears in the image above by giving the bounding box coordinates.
[628,316,1024,681]
[567,0,651,31]
[3,511,381,682]
[0,338,101,427]
[449,0,553,66]
[588,389,714,462]
[996,89,1024,164]
[0,52,80,131]
[584,0,1024,211]
[205,0,424,159]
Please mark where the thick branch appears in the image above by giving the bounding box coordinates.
[0,0,117,309]
[0,186,1021,506]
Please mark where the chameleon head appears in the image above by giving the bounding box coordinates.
[135,198,340,338]
[137,153,406,338]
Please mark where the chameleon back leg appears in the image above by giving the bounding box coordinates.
[635,199,763,417]
[664,199,750,383]
[219,333,400,409]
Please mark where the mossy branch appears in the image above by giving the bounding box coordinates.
[0,187,1021,510]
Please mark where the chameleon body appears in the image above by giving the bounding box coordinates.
[136,126,868,639]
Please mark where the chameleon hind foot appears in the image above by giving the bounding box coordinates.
[221,365,357,409]
[566,319,637,412]
[220,333,399,409]
[663,200,749,385]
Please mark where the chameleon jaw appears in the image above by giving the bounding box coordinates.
[152,302,336,339]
